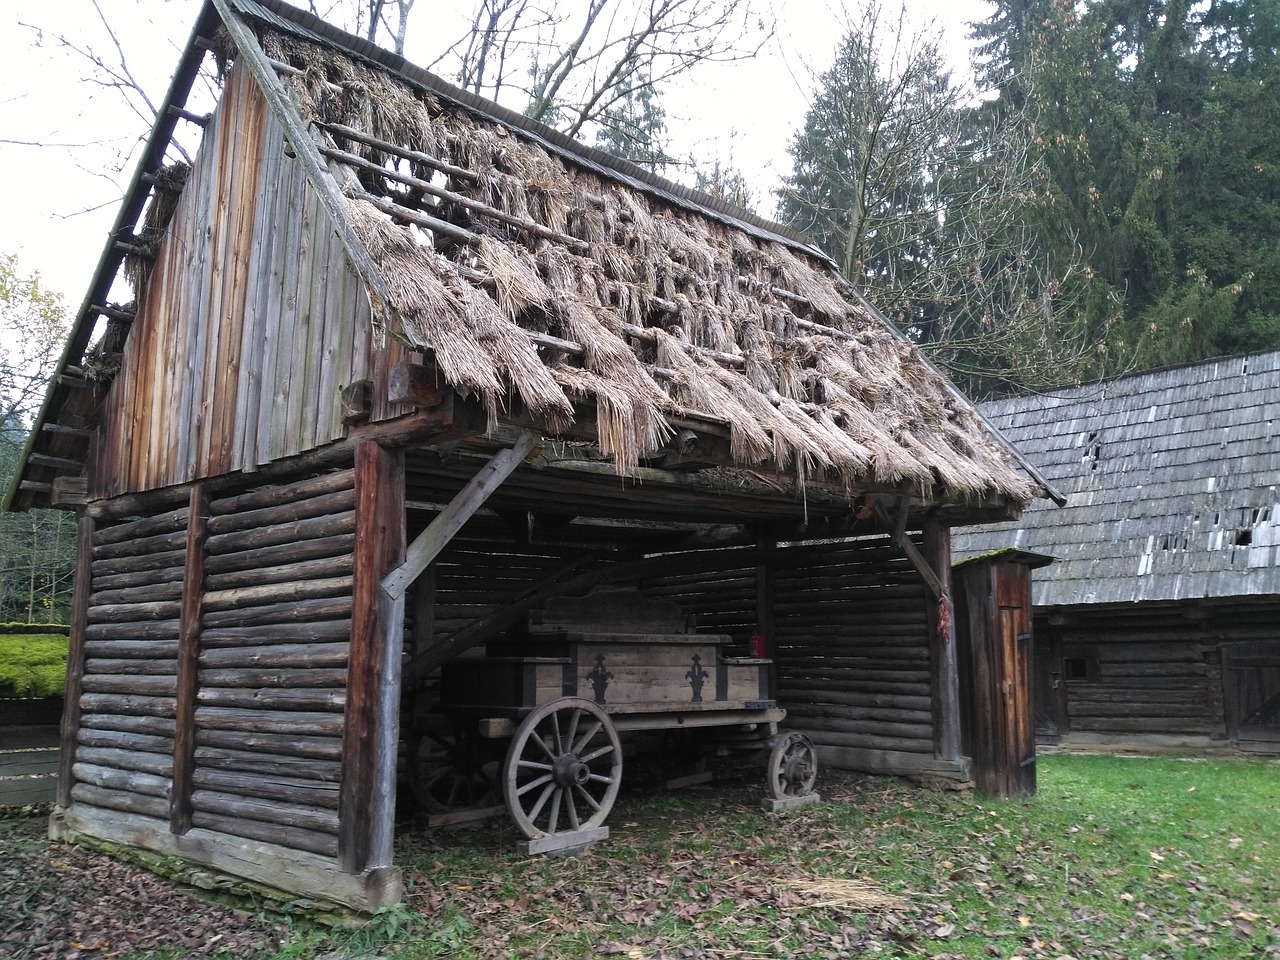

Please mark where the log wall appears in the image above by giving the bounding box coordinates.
[94,59,412,502]
[1041,599,1280,752]
[643,535,941,773]
[61,465,400,910]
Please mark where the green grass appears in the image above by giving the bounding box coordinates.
[0,633,68,697]
[312,753,1279,960]
[44,753,1277,959]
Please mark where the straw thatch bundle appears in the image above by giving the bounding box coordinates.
[266,33,1035,507]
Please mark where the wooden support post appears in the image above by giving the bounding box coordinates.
[924,522,962,763]
[339,442,405,874]
[171,484,209,834]
[381,431,539,600]
[756,537,778,692]
[55,514,95,813]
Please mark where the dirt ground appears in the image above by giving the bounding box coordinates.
[0,808,284,959]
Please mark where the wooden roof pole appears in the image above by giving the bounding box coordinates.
[381,431,541,600]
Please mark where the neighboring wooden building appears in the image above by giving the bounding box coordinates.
[956,352,1280,756]
[5,0,1054,910]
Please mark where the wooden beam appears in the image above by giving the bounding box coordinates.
[386,362,444,409]
[51,477,89,509]
[171,484,209,835]
[28,452,85,472]
[55,515,95,810]
[924,521,962,763]
[876,498,944,599]
[381,431,540,600]
[339,442,406,874]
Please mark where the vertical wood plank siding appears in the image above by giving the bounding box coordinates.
[93,60,411,501]
[643,537,935,756]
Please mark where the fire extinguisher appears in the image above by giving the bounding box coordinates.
[748,631,767,659]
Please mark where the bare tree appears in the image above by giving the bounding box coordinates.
[437,0,773,140]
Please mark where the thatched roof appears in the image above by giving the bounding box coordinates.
[251,7,1039,507]
[4,0,1051,516]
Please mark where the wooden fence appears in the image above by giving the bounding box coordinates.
[1,695,62,805]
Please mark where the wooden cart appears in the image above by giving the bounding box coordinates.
[409,587,818,850]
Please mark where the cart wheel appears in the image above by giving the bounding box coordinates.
[503,697,622,839]
[766,733,818,800]
[408,723,498,813]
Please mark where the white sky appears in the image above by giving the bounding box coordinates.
[0,0,989,308]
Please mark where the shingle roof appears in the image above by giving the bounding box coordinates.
[954,351,1280,605]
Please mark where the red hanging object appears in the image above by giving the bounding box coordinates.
[748,632,767,659]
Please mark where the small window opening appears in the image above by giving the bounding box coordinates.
[1236,527,1253,546]
[1063,657,1092,681]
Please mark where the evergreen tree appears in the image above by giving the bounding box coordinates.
[777,3,1107,395]
[592,68,675,172]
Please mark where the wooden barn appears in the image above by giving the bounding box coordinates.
[956,351,1280,756]
[4,0,1055,910]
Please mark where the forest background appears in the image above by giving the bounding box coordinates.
[1,0,1277,623]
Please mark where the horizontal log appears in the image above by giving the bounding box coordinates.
[208,469,355,516]
[92,565,187,594]
[90,581,185,607]
[83,640,180,659]
[93,507,190,547]
[92,529,187,561]
[196,667,347,688]
[85,657,177,676]
[90,548,186,579]
[78,728,174,754]
[206,488,357,538]
[76,746,173,777]
[778,679,930,699]
[199,643,350,670]
[192,769,340,809]
[84,621,181,641]
[798,729,933,753]
[189,809,337,858]
[819,745,966,780]
[196,688,346,711]
[87,600,183,625]
[776,689,932,711]
[204,511,357,557]
[70,782,169,819]
[79,693,176,718]
[191,788,338,834]
[195,729,343,761]
[193,746,340,782]
[202,576,353,613]
[73,762,170,798]
[203,534,355,576]
[79,714,177,737]
[195,706,345,737]
[81,674,178,696]
[200,596,352,629]
[775,701,929,724]
[204,554,354,592]
[200,621,354,647]
[781,713,935,740]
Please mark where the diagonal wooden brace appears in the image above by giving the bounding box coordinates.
[874,497,944,599]
[381,431,540,600]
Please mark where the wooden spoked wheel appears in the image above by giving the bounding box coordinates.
[503,697,622,839]
[408,723,498,813]
[766,732,818,800]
